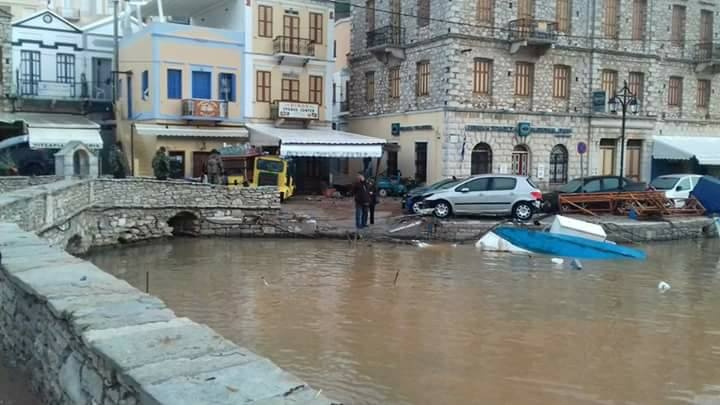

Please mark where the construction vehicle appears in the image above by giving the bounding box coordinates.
[220,146,295,201]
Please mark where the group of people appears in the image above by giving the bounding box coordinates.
[353,174,379,229]
[149,147,225,184]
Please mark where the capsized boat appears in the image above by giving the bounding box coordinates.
[493,227,647,260]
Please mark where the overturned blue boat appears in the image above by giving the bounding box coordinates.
[494,227,647,261]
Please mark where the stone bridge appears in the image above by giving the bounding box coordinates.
[0,178,286,254]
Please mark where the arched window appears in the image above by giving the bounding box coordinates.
[512,144,530,176]
[549,144,569,184]
[471,143,492,174]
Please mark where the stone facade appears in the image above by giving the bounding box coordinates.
[0,224,331,405]
[348,0,720,187]
[0,6,10,113]
[0,175,64,193]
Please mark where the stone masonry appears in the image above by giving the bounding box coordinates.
[0,223,332,405]
[349,0,720,187]
[0,6,10,112]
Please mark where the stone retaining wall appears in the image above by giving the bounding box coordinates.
[0,176,63,194]
[0,224,330,405]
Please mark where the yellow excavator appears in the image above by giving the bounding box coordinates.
[220,148,295,201]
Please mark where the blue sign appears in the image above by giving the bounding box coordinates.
[391,123,400,136]
[577,142,587,155]
[592,91,607,113]
[517,122,531,137]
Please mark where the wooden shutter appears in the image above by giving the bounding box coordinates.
[604,0,619,39]
[697,79,711,108]
[473,59,492,94]
[671,6,686,46]
[668,77,683,106]
[477,0,494,24]
[417,0,430,27]
[556,0,570,33]
[628,72,644,101]
[553,65,569,98]
[631,0,646,40]
[601,70,618,97]
[514,62,534,96]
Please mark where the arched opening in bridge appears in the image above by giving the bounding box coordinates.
[66,234,83,254]
[167,212,200,236]
[72,150,90,177]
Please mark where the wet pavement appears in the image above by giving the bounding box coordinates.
[90,237,720,405]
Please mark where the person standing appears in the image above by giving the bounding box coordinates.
[352,174,370,229]
[368,178,379,225]
[152,147,170,180]
[108,141,130,179]
[206,149,224,185]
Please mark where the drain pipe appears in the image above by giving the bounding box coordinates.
[585,0,597,179]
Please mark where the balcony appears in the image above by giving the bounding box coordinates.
[508,19,558,54]
[272,37,316,66]
[13,79,113,113]
[181,99,228,121]
[366,25,406,63]
[694,42,720,73]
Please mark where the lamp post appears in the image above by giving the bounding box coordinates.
[608,80,639,187]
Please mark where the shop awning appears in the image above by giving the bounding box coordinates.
[653,136,720,165]
[0,112,103,149]
[246,124,386,158]
[134,124,248,139]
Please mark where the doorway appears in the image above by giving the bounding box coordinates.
[511,145,530,176]
[193,151,211,178]
[168,151,185,179]
[600,138,616,175]
[283,15,300,54]
[92,57,112,100]
[626,140,642,181]
[415,142,428,183]
[471,143,492,175]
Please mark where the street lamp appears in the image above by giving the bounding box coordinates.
[608,80,639,186]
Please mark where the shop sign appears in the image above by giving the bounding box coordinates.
[276,101,319,120]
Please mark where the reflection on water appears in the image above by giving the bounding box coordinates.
[89,238,720,405]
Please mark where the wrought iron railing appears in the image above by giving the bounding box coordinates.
[695,42,720,62]
[272,36,316,56]
[15,79,113,100]
[508,18,558,42]
[366,25,405,48]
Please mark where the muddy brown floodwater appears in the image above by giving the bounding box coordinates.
[89,238,720,405]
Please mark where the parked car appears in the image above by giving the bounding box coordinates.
[649,174,703,207]
[402,178,463,214]
[542,175,647,213]
[421,175,543,221]
[375,172,407,197]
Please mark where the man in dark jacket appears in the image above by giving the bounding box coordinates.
[353,174,370,229]
[206,149,224,185]
[108,141,130,179]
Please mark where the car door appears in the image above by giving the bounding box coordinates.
[451,177,490,214]
[483,177,518,213]
[581,179,602,193]
[674,177,692,199]
[601,177,621,192]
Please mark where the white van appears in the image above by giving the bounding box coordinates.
[649,174,703,207]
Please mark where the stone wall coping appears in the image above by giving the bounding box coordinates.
[0,223,331,404]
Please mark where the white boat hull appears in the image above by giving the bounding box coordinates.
[476,232,531,254]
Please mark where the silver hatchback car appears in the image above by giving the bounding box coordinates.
[421,175,543,221]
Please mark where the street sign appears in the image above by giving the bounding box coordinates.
[592,91,606,113]
[391,123,401,136]
[517,122,531,137]
[577,142,587,155]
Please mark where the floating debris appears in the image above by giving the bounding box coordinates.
[262,277,270,287]
[412,240,431,248]
[571,259,583,270]
[551,258,564,265]
[658,281,671,292]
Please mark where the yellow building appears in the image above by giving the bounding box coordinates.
[117,22,247,178]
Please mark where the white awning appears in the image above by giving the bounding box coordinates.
[29,128,103,149]
[246,124,386,158]
[0,112,103,150]
[653,136,720,165]
[134,124,248,139]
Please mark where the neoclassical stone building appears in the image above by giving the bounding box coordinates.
[348,0,720,187]
[0,6,11,112]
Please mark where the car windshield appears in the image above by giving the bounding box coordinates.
[650,177,681,190]
[437,179,463,189]
[558,179,584,193]
[526,178,539,189]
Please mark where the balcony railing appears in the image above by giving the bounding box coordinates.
[15,80,112,101]
[181,99,228,121]
[695,42,720,62]
[366,25,405,48]
[272,36,316,57]
[508,18,558,42]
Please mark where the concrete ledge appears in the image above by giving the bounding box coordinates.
[0,223,333,405]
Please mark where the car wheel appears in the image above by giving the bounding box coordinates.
[433,200,452,218]
[378,188,388,198]
[412,201,423,214]
[512,202,534,221]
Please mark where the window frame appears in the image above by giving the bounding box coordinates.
[256,71,271,103]
[556,0,571,33]
[473,58,492,95]
[309,12,324,44]
[671,5,686,47]
[258,5,273,38]
[514,62,534,97]
[628,71,644,101]
[552,64,570,99]
[601,69,618,98]
[56,53,75,84]
[604,0,620,39]
[389,66,400,99]
[416,61,430,97]
[631,0,647,40]
[668,76,683,107]
[365,71,375,102]
[417,0,430,27]
[697,79,711,108]
[141,69,149,100]
[477,0,494,24]
[281,78,300,102]
[309,75,323,105]
[167,68,182,100]
[218,72,236,102]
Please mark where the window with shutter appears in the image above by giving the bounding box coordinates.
[604,0,619,39]
[389,67,400,99]
[514,62,534,97]
[365,72,375,102]
[553,65,570,99]
[417,0,430,27]
[416,61,430,96]
[628,72,644,101]
[668,76,683,107]
[631,0,646,40]
[697,79,711,108]
[556,0,571,33]
[477,0,494,24]
[473,59,492,95]
[671,5,686,47]
[601,70,618,97]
